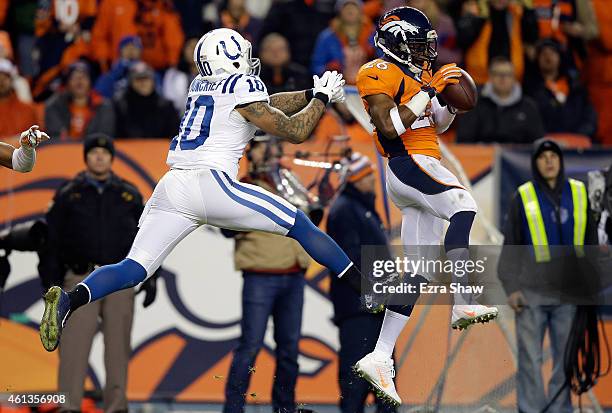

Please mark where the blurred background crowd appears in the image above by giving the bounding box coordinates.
[0,0,609,146]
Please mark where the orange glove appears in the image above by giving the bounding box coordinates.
[428,63,462,94]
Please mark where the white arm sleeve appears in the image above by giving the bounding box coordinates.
[11,145,36,172]
[432,96,456,134]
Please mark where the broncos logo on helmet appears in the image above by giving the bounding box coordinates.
[381,19,420,38]
[375,7,438,73]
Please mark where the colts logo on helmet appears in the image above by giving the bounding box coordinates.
[381,18,419,37]
[219,36,242,60]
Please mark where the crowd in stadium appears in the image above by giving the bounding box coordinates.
[0,0,610,145]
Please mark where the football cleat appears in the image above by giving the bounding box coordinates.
[354,352,402,406]
[40,286,71,352]
[451,304,499,331]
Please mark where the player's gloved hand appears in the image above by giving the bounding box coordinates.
[313,70,345,105]
[428,63,462,94]
[330,75,346,103]
[20,125,50,149]
[137,269,160,308]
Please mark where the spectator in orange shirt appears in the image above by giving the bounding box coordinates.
[585,0,612,145]
[0,59,40,139]
[45,61,115,141]
[216,0,262,45]
[90,0,185,72]
[35,0,97,76]
[457,0,539,85]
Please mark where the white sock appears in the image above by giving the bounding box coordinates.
[447,247,471,305]
[374,309,409,358]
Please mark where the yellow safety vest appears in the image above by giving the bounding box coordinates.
[518,179,587,262]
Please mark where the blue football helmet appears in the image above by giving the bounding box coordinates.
[375,6,438,73]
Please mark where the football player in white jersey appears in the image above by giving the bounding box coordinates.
[40,28,370,352]
[0,125,50,172]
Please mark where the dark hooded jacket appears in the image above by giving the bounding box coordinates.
[498,140,598,300]
[327,183,389,323]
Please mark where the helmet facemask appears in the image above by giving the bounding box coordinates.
[243,41,261,76]
[375,28,438,74]
[407,30,438,72]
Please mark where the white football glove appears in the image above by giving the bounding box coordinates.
[313,70,345,104]
[20,125,50,149]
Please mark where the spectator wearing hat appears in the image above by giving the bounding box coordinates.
[94,36,144,99]
[0,59,40,139]
[526,39,597,139]
[44,61,115,141]
[258,33,311,95]
[38,134,154,412]
[113,62,179,139]
[326,153,397,413]
[311,0,376,84]
[498,139,598,413]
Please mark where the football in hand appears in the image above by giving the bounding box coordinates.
[440,69,477,112]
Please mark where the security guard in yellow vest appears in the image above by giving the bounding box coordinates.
[499,139,597,413]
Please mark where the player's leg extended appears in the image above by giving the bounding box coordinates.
[40,172,200,351]
[405,155,498,329]
[207,170,366,289]
[354,207,441,406]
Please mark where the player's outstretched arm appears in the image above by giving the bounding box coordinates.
[237,99,327,144]
[0,125,50,172]
[269,70,346,116]
[269,91,310,116]
[238,71,345,143]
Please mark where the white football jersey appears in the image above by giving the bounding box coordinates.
[166,73,269,178]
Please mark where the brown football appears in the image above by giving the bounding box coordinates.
[440,69,478,112]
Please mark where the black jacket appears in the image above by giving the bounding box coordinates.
[327,184,389,323]
[456,86,545,144]
[113,87,180,139]
[498,141,598,297]
[38,171,144,288]
[527,74,598,138]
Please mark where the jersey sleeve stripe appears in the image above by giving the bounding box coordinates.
[211,170,294,230]
[222,74,237,93]
[228,74,244,94]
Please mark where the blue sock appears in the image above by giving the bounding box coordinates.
[444,211,476,305]
[71,258,147,306]
[287,210,352,275]
[444,211,475,251]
